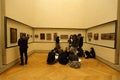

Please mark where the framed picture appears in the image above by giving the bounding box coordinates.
[88,32,92,41]
[101,33,115,40]
[46,33,51,40]
[40,33,45,40]
[10,28,17,43]
[60,35,68,39]
[54,33,57,41]
[94,33,99,40]
[35,34,38,38]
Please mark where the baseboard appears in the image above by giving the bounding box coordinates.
[96,56,120,71]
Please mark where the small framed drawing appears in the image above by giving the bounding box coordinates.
[60,35,68,39]
[54,33,57,41]
[10,28,17,43]
[40,33,45,40]
[35,34,38,38]
[94,33,99,40]
[88,32,92,41]
[46,33,51,40]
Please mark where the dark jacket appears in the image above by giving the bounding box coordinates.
[79,37,83,48]
[56,37,60,44]
[18,36,29,49]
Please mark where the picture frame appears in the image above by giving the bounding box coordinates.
[88,32,92,41]
[10,28,17,43]
[46,33,51,40]
[94,33,99,40]
[60,35,68,39]
[35,34,38,38]
[40,33,45,40]
[101,33,115,40]
[54,33,57,41]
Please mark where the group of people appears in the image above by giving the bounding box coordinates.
[18,33,96,67]
[47,47,81,68]
[47,34,96,68]
[68,34,83,55]
[67,34,96,59]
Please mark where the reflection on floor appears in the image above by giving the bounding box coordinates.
[0,53,120,80]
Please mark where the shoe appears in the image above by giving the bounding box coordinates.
[20,63,24,65]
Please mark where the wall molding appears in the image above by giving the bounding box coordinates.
[85,42,115,49]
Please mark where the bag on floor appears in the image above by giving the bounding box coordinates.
[47,51,56,64]
[69,61,81,69]
[58,52,69,65]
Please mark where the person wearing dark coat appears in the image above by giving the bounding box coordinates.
[70,34,79,54]
[78,34,83,48]
[58,51,69,65]
[47,50,56,64]
[89,47,96,58]
[18,34,29,65]
[55,36,60,49]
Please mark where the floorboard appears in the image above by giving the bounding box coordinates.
[0,53,120,80]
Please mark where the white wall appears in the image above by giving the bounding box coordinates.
[83,43,115,63]
[5,18,86,64]
[5,18,34,64]
[86,21,116,48]
[6,18,33,47]
[81,0,117,28]
[5,0,35,26]
[5,0,118,28]
[84,21,116,64]
[33,28,86,51]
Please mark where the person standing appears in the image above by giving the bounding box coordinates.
[78,34,83,48]
[55,36,60,49]
[71,34,79,55]
[18,34,29,65]
[68,35,73,48]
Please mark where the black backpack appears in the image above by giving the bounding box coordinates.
[58,52,69,65]
[47,51,56,64]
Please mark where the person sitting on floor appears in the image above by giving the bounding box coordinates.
[69,52,81,69]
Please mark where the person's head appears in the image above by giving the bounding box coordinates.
[20,34,26,38]
[78,34,81,37]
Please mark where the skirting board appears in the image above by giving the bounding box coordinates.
[96,56,120,71]
[0,51,34,73]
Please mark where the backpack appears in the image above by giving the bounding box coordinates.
[47,51,56,64]
[58,52,69,65]
[69,61,81,69]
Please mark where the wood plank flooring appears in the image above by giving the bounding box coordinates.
[0,53,120,80]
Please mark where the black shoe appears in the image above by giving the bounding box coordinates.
[20,63,24,65]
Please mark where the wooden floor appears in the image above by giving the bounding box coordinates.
[0,53,120,80]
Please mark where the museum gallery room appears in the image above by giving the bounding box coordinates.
[0,0,120,80]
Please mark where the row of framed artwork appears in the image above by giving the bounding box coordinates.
[35,33,69,40]
[87,32,115,41]
[10,28,69,43]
